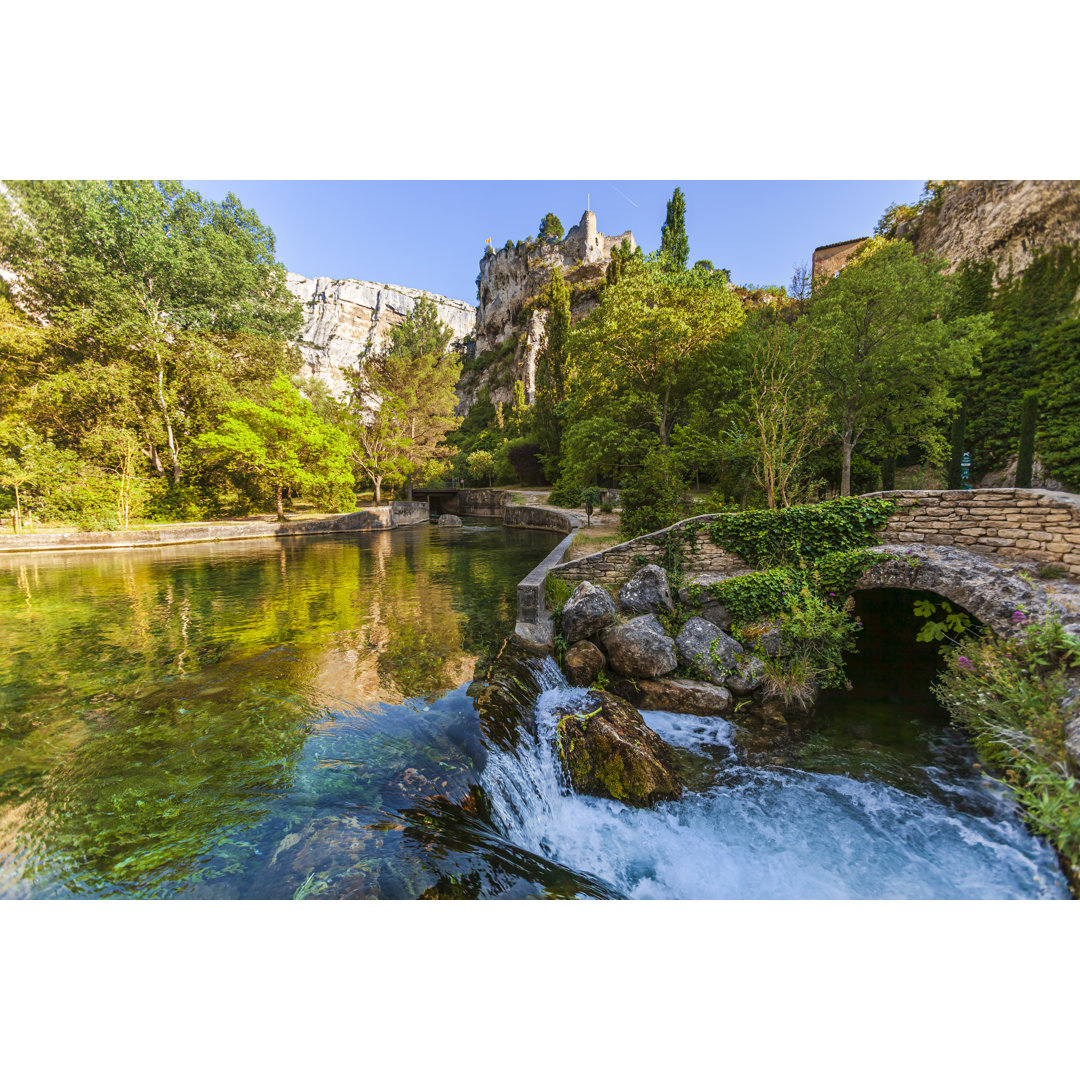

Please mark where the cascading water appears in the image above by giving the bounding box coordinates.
[479,659,1068,899]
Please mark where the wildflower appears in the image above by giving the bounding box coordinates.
[958,656,974,670]
[1011,610,1029,624]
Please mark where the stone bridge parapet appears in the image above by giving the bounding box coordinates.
[867,488,1080,575]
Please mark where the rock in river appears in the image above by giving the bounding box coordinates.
[601,614,678,679]
[561,581,618,643]
[618,563,675,616]
[636,677,733,716]
[437,514,462,527]
[555,690,682,807]
[674,616,744,685]
[563,640,606,687]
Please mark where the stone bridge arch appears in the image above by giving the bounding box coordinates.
[855,545,1072,637]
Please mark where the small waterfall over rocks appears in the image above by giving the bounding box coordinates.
[476,659,1068,899]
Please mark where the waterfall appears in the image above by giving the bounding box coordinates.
[476,659,1068,900]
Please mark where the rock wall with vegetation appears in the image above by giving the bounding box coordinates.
[904,181,1080,278]
[556,514,751,587]
[287,273,476,398]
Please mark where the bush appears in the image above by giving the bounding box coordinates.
[505,440,546,485]
[934,614,1080,888]
[548,476,582,508]
[618,449,684,540]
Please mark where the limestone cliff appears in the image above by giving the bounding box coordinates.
[287,272,476,398]
[462,210,634,410]
[906,180,1080,277]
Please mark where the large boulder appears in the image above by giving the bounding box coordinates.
[738,620,785,658]
[727,655,766,695]
[560,581,618,643]
[555,690,682,807]
[636,677,733,717]
[619,564,675,616]
[678,574,734,631]
[601,615,678,679]
[675,617,744,685]
[437,514,462,527]
[563,640,606,687]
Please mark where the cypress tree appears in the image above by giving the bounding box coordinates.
[947,405,967,489]
[660,187,689,272]
[880,455,896,491]
[1015,392,1038,487]
[535,269,571,478]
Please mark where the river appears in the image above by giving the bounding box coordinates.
[0,525,1068,899]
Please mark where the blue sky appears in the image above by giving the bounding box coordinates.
[190,180,927,304]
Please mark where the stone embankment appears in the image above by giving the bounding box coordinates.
[0,502,430,554]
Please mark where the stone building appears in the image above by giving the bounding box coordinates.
[812,236,869,281]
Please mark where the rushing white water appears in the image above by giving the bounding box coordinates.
[480,659,1068,900]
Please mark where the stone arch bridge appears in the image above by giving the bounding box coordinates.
[518,488,1080,644]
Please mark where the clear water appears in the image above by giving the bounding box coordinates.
[0,533,1068,899]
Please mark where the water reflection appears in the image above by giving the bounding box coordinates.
[0,524,558,898]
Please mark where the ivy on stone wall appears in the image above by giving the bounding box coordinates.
[700,497,895,568]
[698,549,892,626]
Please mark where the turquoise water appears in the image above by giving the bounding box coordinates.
[0,532,1068,899]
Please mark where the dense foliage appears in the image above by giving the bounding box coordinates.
[935,615,1080,889]
[951,245,1080,487]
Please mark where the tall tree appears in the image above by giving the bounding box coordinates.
[538,213,564,244]
[194,376,353,521]
[660,187,689,272]
[534,269,571,478]
[354,298,462,499]
[737,314,829,508]
[809,238,989,496]
[0,181,302,484]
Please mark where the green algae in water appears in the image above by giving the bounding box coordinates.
[0,524,559,899]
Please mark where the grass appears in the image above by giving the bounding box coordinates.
[568,527,621,559]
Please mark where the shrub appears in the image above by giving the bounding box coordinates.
[934,614,1080,888]
[618,448,684,540]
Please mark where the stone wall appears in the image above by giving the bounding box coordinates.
[0,503,434,554]
[459,488,512,518]
[812,237,869,279]
[554,515,751,588]
[870,488,1080,575]
[391,501,431,527]
[503,504,579,535]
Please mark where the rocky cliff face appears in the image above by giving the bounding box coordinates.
[907,180,1080,277]
[462,210,634,411]
[287,272,476,398]
[475,210,634,355]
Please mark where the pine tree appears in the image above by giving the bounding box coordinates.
[660,187,689,272]
[534,269,571,478]
[1016,393,1038,487]
[538,213,564,244]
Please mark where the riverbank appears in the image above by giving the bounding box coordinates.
[0,502,430,553]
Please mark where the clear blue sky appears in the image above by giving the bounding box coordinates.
[189,180,927,304]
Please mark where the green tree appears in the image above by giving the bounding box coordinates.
[735,314,829,508]
[567,258,744,460]
[534,269,571,478]
[0,180,301,485]
[1016,392,1038,487]
[466,449,495,487]
[660,187,689,272]
[538,213,564,244]
[360,298,462,499]
[809,238,989,496]
[194,376,353,521]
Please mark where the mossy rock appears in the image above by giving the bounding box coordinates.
[554,690,682,808]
